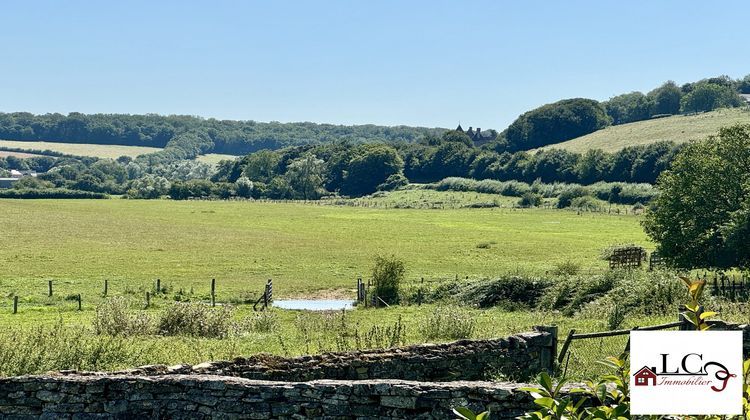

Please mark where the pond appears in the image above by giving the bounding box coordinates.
[272,299,356,311]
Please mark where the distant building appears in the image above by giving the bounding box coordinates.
[455,124,497,147]
[740,93,750,104]
[10,169,22,178]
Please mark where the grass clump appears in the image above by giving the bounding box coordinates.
[157,302,236,338]
[420,305,476,340]
[93,297,153,336]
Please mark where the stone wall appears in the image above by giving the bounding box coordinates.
[0,374,559,419]
[85,326,557,383]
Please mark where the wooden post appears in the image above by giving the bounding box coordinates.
[12,296,18,314]
[77,294,82,311]
[146,292,150,309]
[104,279,108,297]
[48,280,53,297]
[211,278,216,307]
[156,278,161,294]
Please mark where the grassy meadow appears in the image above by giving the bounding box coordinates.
[0,139,162,159]
[536,107,750,153]
[0,198,648,302]
[0,139,238,164]
[0,194,677,377]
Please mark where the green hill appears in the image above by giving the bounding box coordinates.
[536,107,750,153]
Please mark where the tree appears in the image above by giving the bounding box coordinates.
[505,98,611,150]
[603,92,652,125]
[680,83,743,113]
[241,150,281,183]
[643,124,750,268]
[738,74,750,94]
[341,145,404,196]
[284,153,326,200]
[647,81,682,115]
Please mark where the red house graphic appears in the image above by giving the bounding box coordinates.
[634,366,657,386]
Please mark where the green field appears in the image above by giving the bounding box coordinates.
[0,199,648,302]
[0,139,239,164]
[536,107,750,153]
[0,139,162,159]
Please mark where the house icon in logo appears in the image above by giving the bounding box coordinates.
[634,366,658,386]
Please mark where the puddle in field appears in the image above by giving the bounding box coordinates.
[272,299,356,311]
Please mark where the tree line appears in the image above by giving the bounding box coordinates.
[0,112,443,156]
[496,74,749,151]
[0,128,679,200]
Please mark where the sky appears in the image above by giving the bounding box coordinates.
[1,0,748,130]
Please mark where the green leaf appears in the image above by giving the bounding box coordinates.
[699,311,718,320]
[534,397,554,409]
[452,407,475,420]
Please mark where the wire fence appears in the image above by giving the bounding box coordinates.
[558,321,683,380]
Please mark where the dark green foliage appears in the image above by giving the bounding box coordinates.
[377,173,408,191]
[505,98,611,150]
[643,124,750,268]
[341,145,404,196]
[603,92,652,125]
[518,192,543,208]
[647,81,682,116]
[556,186,587,208]
[0,188,108,199]
[461,276,551,309]
[680,82,744,113]
[0,112,443,155]
[371,255,405,305]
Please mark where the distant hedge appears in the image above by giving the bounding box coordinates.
[0,188,109,199]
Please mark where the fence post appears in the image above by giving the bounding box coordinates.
[12,296,18,314]
[211,279,216,307]
[156,278,161,294]
[77,294,82,311]
[145,292,150,309]
[48,280,53,297]
[104,279,108,297]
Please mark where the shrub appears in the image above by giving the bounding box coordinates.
[551,261,581,276]
[157,302,236,338]
[92,297,153,336]
[242,311,278,333]
[371,255,405,305]
[556,186,588,208]
[517,192,543,208]
[570,195,601,211]
[460,275,551,309]
[420,306,476,340]
[377,173,408,191]
[0,188,109,199]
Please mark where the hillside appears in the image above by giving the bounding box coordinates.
[536,107,750,153]
[0,139,237,166]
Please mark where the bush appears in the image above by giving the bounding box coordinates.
[0,188,109,199]
[460,275,551,309]
[551,261,581,276]
[518,192,543,208]
[570,195,601,211]
[420,306,476,340]
[157,302,236,338]
[556,186,588,208]
[376,173,408,191]
[92,297,153,336]
[241,311,278,333]
[371,255,405,305]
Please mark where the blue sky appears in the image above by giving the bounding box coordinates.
[1,1,748,130]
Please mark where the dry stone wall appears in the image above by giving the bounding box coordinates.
[95,326,557,383]
[0,375,557,419]
[0,328,559,419]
